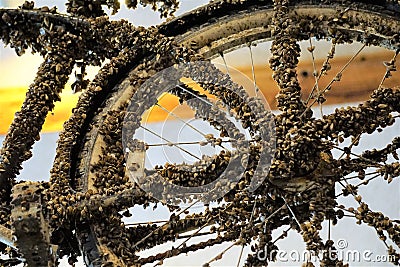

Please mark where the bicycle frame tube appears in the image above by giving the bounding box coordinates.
[0,224,16,249]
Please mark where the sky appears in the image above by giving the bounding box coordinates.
[0,1,400,266]
[0,0,210,135]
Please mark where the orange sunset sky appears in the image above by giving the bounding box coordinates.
[0,51,81,134]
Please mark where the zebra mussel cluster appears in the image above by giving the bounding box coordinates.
[0,0,399,266]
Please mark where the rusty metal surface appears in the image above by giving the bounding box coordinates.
[11,182,56,266]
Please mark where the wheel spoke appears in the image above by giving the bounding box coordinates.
[302,44,366,117]
[176,84,213,106]
[138,231,238,265]
[305,41,337,105]
[125,220,169,226]
[248,44,259,96]
[236,200,258,267]
[284,198,302,231]
[153,220,216,267]
[338,181,400,252]
[332,145,384,167]
[220,51,231,77]
[151,202,236,266]
[339,171,379,182]
[378,49,399,89]
[272,226,291,245]
[307,37,323,117]
[155,102,207,137]
[204,240,241,266]
[338,134,361,160]
[328,219,331,241]
[140,125,201,160]
[153,102,230,150]
[353,174,381,187]
[146,139,232,147]
[132,199,201,249]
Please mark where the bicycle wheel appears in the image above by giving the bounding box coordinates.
[0,6,176,264]
[55,0,400,266]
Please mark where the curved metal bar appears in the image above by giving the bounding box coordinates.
[0,224,15,249]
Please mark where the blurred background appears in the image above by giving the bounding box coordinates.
[0,0,399,266]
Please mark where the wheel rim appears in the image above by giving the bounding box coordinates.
[68,2,400,266]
